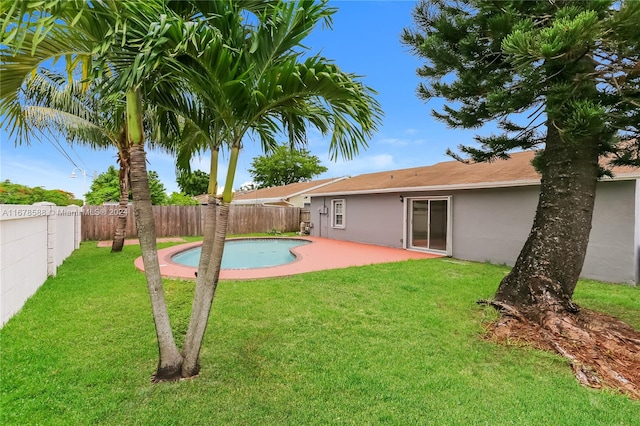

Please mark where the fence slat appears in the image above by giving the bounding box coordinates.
[81,205,308,241]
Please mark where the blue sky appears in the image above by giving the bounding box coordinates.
[1,1,489,200]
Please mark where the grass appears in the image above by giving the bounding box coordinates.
[1,241,639,425]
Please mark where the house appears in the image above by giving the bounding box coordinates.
[194,194,210,205]
[231,177,347,208]
[306,151,640,285]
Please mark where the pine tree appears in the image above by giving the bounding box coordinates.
[403,0,640,396]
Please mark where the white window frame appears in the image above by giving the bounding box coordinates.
[331,199,346,229]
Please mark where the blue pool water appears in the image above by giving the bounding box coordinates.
[172,238,310,269]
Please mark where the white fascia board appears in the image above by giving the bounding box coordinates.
[308,173,640,198]
[308,179,541,197]
[232,197,283,205]
[287,177,349,199]
[232,198,295,207]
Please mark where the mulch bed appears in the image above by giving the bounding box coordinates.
[484,308,640,400]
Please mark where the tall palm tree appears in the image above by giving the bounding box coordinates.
[2,0,383,382]
[1,0,197,380]
[174,0,384,377]
[91,1,214,380]
[7,69,133,252]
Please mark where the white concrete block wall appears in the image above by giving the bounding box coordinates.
[0,204,81,327]
[54,206,81,267]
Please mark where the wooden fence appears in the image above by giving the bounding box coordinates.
[300,209,310,223]
[81,205,311,241]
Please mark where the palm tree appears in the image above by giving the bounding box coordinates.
[7,69,133,252]
[1,0,196,380]
[174,1,384,377]
[2,0,383,382]
[93,1,213,380]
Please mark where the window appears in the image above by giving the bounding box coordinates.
[331,199,345,228]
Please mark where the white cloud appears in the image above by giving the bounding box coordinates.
[367,154,395,168]
[1,154,89,198]
[378,138,409,147]
[189,155,212,173]
[320,153,396,178]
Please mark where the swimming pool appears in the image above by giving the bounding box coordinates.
[172,238,311,269]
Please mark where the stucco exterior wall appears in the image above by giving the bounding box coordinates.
[0,204,82,327]
[450,186,538,266]
[310,193,404,247]
[289,194,307,208]
[451,182,638,284]
[310,180,638,284]
[583,180,637,284]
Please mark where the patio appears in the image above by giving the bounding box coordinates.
[134,237,442,280]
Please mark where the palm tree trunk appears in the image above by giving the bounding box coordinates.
[127,89,182,381]
[179,149,218,376]
[195,147,219,279]
[181,145,239,378]
[111,142,131,252]
[181,202,230,377]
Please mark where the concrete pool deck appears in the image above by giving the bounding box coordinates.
[134,237,442,280]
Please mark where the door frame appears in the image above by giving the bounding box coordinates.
[403,196,452,256]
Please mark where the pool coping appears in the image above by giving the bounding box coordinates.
[134,236,442,280]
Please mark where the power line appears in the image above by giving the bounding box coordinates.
[32,130,83,170]
[68,143,90,170]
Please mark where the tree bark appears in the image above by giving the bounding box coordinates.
[111,140,130,252]
[485,52,640,398]
[180,150,219,377]
[181,202,229,377]
[494,125,601,316]
[195,147,219,281]
[181,145,238,378]
[127,90,182,381]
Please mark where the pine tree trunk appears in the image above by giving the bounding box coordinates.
[494,125,601,316]
[126,90,182,381]
[111,152,130,253]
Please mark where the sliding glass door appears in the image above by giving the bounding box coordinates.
[408,197,449,253]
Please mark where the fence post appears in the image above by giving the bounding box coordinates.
[72,205,82,249]
[33,202,56,276]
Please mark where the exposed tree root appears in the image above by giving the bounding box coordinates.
[151,363,183,383]
[151,374,180,384]
[479,300,640,400]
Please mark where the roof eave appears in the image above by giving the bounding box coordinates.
[308,174,639,197]
[232,197,283,205]
[286,177,349,198]
[308,180,540,197]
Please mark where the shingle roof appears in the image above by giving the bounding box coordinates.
[232,177,346,204]
[307,151,639,196]
[194,194,210,204]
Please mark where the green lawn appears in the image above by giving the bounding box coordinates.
[1,241,639,425]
